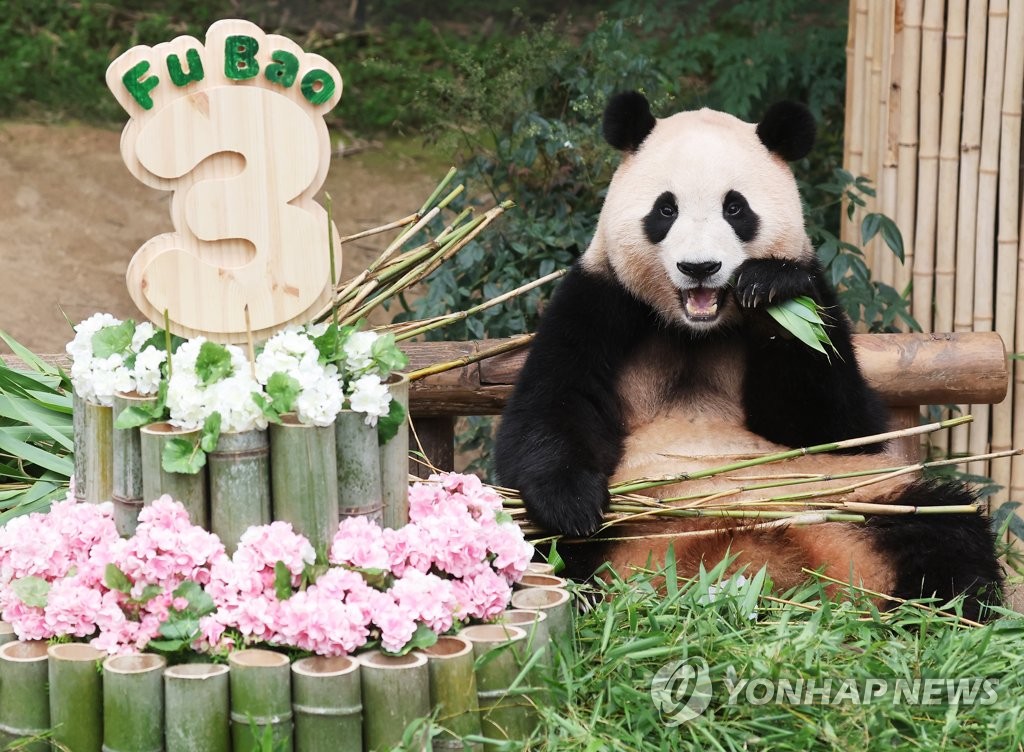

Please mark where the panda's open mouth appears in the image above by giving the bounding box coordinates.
[680,287,727,322]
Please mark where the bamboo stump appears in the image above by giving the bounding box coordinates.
[209,429,271,554]
[112,391,157,535]
[462,624,537,749]
[357,650,431,751]
[73,394,114,504]
[379,373,410,529]
[164,664,231,752]
[0,641,50,752]
[423,636,483,751]
[102,653,166,752]
[228,649,294,752]
[336,409,383,524]
[140,422,209,527]
[48,643,105,752]
[510,588,573,652]
[291,655,363,752]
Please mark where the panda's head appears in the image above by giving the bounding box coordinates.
[586,91,816,332]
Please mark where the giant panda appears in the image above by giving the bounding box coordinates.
[493,91,1002,620]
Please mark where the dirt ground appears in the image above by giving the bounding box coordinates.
[0,121,440,355]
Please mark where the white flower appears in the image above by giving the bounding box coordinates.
[348,373,392,427]
[295,376,344,427]
[255,327,343,426]
[166,338,267,433]
[133,346,166,396]
[343,331,378,375]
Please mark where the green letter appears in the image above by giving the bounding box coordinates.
[122,60,159,110]
[167,48,205,87]
[264,50,298,88]
[224,35,259,80]
[300,69,336,105]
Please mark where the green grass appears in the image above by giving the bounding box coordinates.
[512,559,1024,751]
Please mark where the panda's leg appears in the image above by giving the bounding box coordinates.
[734,255,889,449]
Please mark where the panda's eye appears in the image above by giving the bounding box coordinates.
[659,204,676,218]
[725,200,743,216]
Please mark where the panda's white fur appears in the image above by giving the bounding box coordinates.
[494,92,1002,619]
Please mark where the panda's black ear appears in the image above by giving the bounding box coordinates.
[603,91,657,152]
[756,101,816,161]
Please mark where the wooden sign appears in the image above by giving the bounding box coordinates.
[106,19,343,343]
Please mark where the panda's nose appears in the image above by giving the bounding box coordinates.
[677,260,722,281]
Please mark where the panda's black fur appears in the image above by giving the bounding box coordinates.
[494,92,1002,620]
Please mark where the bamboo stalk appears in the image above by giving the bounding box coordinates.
[392,269,567,342]
[969,0,1009,478]
[894,0,923,297]
[608,416,973,496]
[336,409,383,524]
[990,0,1024,511]
[164,664,231,752]
[269,414,339,561]
[407,335,534,382]
[380,373,410,529]
[102,653,166,752]
[209,428,271,555]
[933,0,968,334]
[0,640,49,752]
[291,656,363,752]
[357,650,431,752]
[952,0,992,458]
[73,393,114,503]
[140,421,209,528]
[461,624,536,749]
[844,0,868,254]
[509,588,573,652]
[423,636,484,750]
[48,642,104,752]
[228,649,293,752]
[878,0,901,285]
[112,391,157,536]
[911,0,944,330]
[339,213,419,245]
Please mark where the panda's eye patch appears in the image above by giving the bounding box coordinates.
[722,190,760,242]
[643,191,678,244]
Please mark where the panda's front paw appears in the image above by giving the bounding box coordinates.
[733,258,817,309]
[521,469,609,537]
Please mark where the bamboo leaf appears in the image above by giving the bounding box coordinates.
[0,329,59,376]
[0,431,73,476]
[767,305,828,355]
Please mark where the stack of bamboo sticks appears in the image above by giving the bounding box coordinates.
[843,0,1024,519]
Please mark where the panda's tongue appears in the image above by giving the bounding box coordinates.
[684,287,720,319]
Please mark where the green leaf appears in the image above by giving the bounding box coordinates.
[371,333,409,374]
[0,330,59,376]
[161,437,206,474]
[389,623,438,654]
[274,561,294,601]
[495,510,514,525]
[767,305,828,356]
[878,215,905,263]
[313,323,343,364]
[91,320,136,358]
[172,580,216,617]
[135,584,164,605]
[267,372,301,415]
[195,341,234,385]
[860,212,882,245]
[158,615,200,643]
[376,399,406,446]
[104,563,132,594]
[0,430,74,476]
[200,412,222,453]
[11,575,50,608]
[114,404,160,430]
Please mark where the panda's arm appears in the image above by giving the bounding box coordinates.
[734,255,889,450]
[494,263,649,536]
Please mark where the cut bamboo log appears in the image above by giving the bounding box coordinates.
[291,655,363,752]
[524,562,556,576]
[380,373,411,529]
[894,0,923,297]
[461,624,536,750]
[911,0,944,330]
[509,587,573,651]
[228,649,293,752]
[513,574,568,591]
[336,409,383,524]
[209,428,271,554]
[952,0,992,458]
[357,650,431,752]
[48,643,105,752]
[140,421,210,526]
[423,636,483,750]
[164,663,231,752]
[0,641,49,752]
[969,0,1009,477]
[112,391,158,536]
[73,394,114,503]
[270,414,340,561]
[102,653,166,752]
[990,0,1024,509]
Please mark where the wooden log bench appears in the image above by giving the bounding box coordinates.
[402,332,1010,476]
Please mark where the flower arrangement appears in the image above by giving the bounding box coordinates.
[65,314,167,405]
[0,473,533,658]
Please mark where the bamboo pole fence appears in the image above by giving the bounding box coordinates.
[842,0,1024,525]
